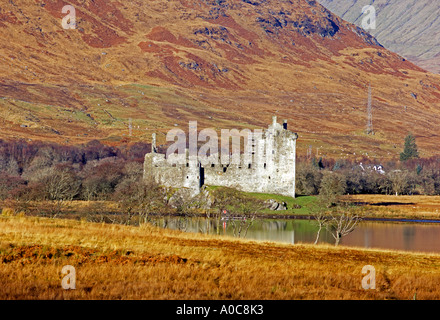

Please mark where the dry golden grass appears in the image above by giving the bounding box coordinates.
[1,215,440,300]
[344,194,440,220]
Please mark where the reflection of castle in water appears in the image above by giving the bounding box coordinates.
[261,221,287,231]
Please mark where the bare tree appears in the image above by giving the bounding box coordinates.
[310,197,331,245]
[312,207,329,245]
[326,205,362,246]
[318,171,346,207]
[44,168,80,201]
[211,187,265,238]
[312,180,346,245]
[229,199,262,238]
[114,178,165,225]
[388,170,409,196]
[211,187,237,235]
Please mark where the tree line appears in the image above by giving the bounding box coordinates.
[0,134,437,203]
[296,133,431,197]
[296,155,440,197]
[0,139,153,202]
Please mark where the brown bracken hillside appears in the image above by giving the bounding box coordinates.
[1,0,440,160]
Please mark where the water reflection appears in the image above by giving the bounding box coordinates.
[152,216,440,253]
[343,222,440,253]
[403,226,416,251]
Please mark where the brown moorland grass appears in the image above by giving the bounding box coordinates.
[344,194,440,220]
[1,215,440,300]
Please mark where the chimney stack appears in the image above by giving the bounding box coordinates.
[152,133,156,153]
[283,119,287,130]
[272,116,277,127]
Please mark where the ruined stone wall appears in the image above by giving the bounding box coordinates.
[144,153,201,196]
[143,117,298,198]
[201,117,297,197]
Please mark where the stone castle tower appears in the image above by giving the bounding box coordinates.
[144,116,298,198]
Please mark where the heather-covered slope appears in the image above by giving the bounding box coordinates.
[0,0,440,159]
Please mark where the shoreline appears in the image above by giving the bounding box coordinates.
[253,214,440,224]
[11,210,440,225]
[176,212,440,224]
[4,196,440,224]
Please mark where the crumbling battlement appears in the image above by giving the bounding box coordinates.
[144,116,298,198]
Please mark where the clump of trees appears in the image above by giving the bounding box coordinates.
[296,133,437,196]
[0,139,270,236]
[296,152,440,197]
[0,139,152,206]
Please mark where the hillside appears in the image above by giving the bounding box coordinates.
[1,0,440,160]
[319,0,440,74]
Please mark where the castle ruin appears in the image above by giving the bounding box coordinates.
[143,116,298,198]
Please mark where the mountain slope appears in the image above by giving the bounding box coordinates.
[319,0,440,74]
[0,0,440,160]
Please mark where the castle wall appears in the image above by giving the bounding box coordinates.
[143,116,298,198]
[144,153,201,196]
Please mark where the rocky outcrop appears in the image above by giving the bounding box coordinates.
[255,10,340,38]
[264,199,288,211]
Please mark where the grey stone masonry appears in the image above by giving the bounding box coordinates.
[144,116,298,198]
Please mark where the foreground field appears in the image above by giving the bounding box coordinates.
[1,215,440,300]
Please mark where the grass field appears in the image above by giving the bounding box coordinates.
[343,194,440,220]
[2,214,440,299]
[248,193,317,215]
[207,191,440,219]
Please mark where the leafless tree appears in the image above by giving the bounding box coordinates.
[32,167,80,218]
[44,168,80,201]
[312,207,329,245]
[211,187,265,238]
[310,197,332,245]
[326,205,362,246]
[388,170,409,196]
[115,177,165,225]
[319,171,346,207]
